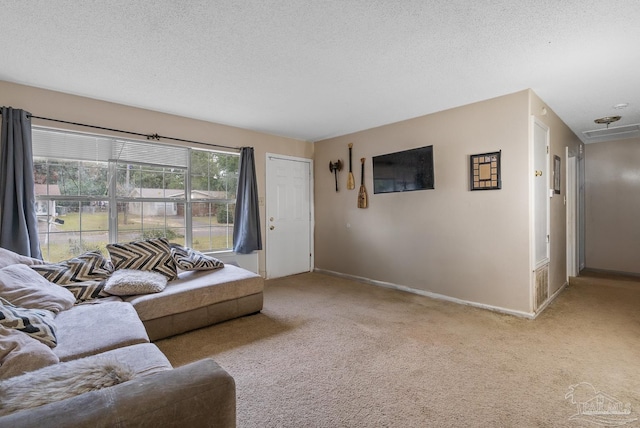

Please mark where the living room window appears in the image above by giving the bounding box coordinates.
[32,127,238,262]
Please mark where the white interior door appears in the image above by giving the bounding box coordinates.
[531,118,550,311]
[566,151,578,278]
[265,154,313,279]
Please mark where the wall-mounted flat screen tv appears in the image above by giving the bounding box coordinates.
[372,145,434,194]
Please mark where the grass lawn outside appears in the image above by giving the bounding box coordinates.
[40,212,233,262]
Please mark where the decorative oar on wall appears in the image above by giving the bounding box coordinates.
[329,160,343,192]
[357,158,368,208]
[346,143,355,190]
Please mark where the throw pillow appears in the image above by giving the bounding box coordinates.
[0,264,76,313]
[0,327,59,379]
[61,279,111,303]
[0,300,57,348]
[0,247,44,269]
[104,269,167,296]
[107,238,177,280]
[170,243,224,271]
[0,356,134,416]
[30,251,114,285]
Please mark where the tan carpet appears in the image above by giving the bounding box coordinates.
[156,271,640,427]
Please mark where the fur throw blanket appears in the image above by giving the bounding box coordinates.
[0,357,134,416]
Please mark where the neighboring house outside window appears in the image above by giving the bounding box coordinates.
[32,127,238,262]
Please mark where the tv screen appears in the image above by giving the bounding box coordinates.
[372,145,434,194]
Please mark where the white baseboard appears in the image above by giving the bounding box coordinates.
[314,268,536,319]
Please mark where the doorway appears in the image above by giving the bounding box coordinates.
[566,150,578,278]
[531,117,550,311]
[265,154,314,279]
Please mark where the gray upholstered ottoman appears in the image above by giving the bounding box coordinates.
[125,264,264,340]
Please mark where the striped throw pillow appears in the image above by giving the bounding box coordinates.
[0,299,57,348]
[107,238,177,281]
[169,244,224,271]
[30,251,113,285]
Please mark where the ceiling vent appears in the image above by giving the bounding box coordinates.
[583,123,640,139]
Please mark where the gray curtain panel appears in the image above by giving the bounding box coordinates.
[233,147,262,254]
[0,107,42,259]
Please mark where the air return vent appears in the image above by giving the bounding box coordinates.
[583,123,640,139]
[534,264,549,312]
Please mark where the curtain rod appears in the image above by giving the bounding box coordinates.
[0,108,244,152]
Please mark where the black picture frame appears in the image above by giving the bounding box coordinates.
[553,155,561,194]
[470,151,501,191]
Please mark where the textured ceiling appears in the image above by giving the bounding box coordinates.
[1,1,639,143]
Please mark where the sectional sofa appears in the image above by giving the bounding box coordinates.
[0,240,264,426]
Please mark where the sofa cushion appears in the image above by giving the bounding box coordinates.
[0,264,76,313]
[107,238,178,281]
[95,343,173,378]
[30,251,113,284]
[0,328,59,379]
[126,264,263,321]
[104,269,167,296]
[170,243,224,271]
[0,302,57,348]
[53,301,149,362]
[0,247,44,269]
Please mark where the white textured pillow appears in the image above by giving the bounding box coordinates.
[0,264,76,313]
[104,270,167,296]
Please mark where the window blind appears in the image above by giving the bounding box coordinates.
[32,127,189,168]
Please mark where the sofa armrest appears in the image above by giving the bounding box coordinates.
[0,358,235,428]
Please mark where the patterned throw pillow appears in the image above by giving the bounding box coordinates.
[61,280,111,303]
[169,244,224,271]
[107,238,177,281]
[30,251,114,285]
[0,299,58,348]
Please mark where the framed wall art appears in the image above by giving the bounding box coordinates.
[470,151,501,191]
[553,155,561,194]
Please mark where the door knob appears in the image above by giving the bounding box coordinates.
[270,225,275,230]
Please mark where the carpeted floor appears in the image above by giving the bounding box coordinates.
[156,271,640,427]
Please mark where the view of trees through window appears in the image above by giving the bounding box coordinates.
[33,130,239,262]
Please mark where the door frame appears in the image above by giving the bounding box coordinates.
[529,116,550,312]
[566,148,578,279]
[265,153,314,279]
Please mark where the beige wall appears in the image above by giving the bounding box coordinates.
[314,90,582,314]
[315,91,533,313]
[0,80,314,277]
[585,137,640,274]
